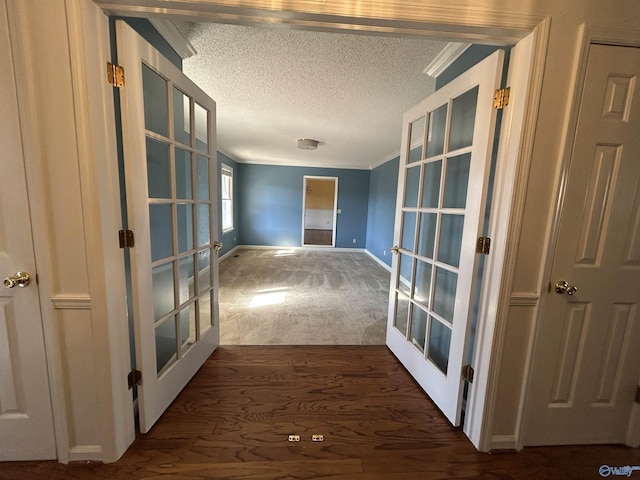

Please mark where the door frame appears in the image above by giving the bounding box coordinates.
[301,176,338,247]
[9,0,565,463]
[94,3,547,452]
[522,26,640,449]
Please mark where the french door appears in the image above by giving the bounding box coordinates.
[117,21,219,433]
[386,51,503,426]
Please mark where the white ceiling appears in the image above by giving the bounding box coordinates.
[175,22,449,170]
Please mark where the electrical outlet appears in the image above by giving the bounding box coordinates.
[383,250,386,256]
[352,239,356,244]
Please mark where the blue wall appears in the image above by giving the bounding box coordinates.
[366,157,399,267]
[238,164,370,248]
[217,152,240,256]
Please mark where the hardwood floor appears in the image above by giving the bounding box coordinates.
[1,346,639,479]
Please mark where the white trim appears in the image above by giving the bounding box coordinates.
[148,18,196,59]
[466,22,548,452]
[51,295,93,309]
[231,156,371,171]
[369,150,401,170]
[365,249,392,272]
[234,244,366,253]
[68,445,103,462]
[218,245,241,262]
[302,176,338,247]
[216,146,242,163]
[488,435,518,451]
[509,292,540,306]
[221,162,234,233]
[423,42,472,78]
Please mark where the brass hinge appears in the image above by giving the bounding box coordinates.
[107,62,125,88]
[462,364,474,383]
[493,87,510,109]
[127,369,142,389]
[119,229,135,248]
[476,237,491,255]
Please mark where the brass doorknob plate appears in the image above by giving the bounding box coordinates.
[554,280,578,296]
[3,272,31,289]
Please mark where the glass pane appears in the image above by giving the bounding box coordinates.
[155,316,177,374]
[152,262,175,321]
[414,260,432,307]
[398,253,412,297]
[177,204,194,253]
[146,138,171,199]
[142,64,168,137]
[438,214,464,267]
[408,116,425,164]
[198,290,212,335]
[410,306,428,352]
[417,213,437,259]
[443,153,471,208]
[403,165,420,208]
[401,211,417,252]
[394,292,410,336]
[198,204,210,247]
[426,104,447,158]
[179,304,196,350]
[428,318,452,374]
[178,255,195,306]
[198,249,211,292]
[175,148,192,199]
[194,102,208,152]
[449,86,478,151]
[421,160,442,208]
[196,155,210,201]
[433,267,458,323]
[173,87,191,146]
[149,204,173,261]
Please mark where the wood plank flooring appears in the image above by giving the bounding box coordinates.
[1,346,639,479]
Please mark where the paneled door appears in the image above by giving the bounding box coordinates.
[0,0,56,460]
[117,21,220,433]
[525,45,640,445]
[386,51,503,426]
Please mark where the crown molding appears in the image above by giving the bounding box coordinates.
[424,42,471,78]
[149,18,196,59]
[369,150,400,170]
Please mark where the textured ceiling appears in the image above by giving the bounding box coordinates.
[177,22,448,169]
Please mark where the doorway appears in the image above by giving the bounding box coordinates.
[302,176,338,247]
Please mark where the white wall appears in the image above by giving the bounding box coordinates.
[8,0,640,463]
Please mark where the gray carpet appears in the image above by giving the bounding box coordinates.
[218,248,391,345]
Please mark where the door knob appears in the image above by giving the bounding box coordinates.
[213,241,223,254]
[554,280,578,296]
[3,272,31,289]
[390,245,400,255]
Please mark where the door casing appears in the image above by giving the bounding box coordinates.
[17,0,640,463]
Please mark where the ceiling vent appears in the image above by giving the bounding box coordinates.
[297,138,319,150]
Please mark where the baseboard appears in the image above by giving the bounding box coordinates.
[218,245,241,262]
[231,244,367,254]
[365,249,392,272]
[488,435,518,452]
[68,445,103,462]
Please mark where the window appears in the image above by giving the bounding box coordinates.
[221,164,233,232]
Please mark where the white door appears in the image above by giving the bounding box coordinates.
[386,51,503,426]
[117,21,220,433]
[525,44,640,445]
[0,1,57,460]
